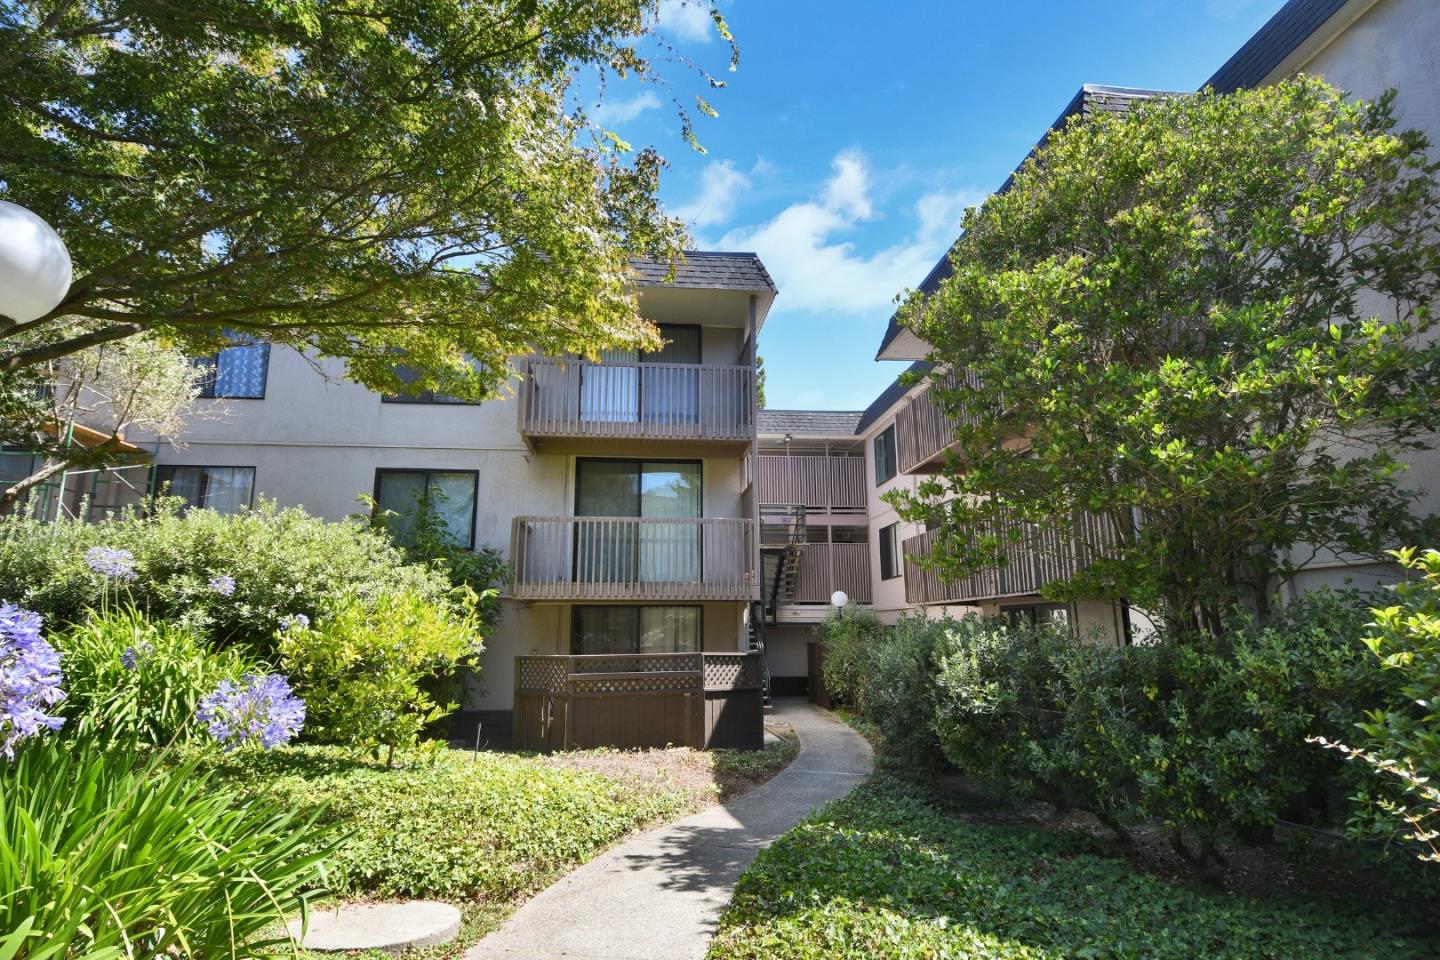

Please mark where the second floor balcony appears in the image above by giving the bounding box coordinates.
[510,515,755,602]
[518,357,755,449]
[904,510,1120,606]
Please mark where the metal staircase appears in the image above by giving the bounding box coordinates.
[753,503,808,705]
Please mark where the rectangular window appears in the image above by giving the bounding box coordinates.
[873,425,897,486]
[373,469,478,548]
[381,365,477,405]
[571,605,701,655]
[195,339,269,399]
[154,466,255,514]
[575,459,702,583]
[879,521,902,580]
[1000,603,1070,628]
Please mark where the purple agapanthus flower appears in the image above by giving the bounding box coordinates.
[85,546,137,582]
[120,641,153,671]
[278,613,310,632]
[198,673,305,751]
[207,574,236,597]
[0,603,65,758]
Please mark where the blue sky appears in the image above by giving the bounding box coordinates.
[598,1,1289,411]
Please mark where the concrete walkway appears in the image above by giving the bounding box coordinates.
[464,700,873,960]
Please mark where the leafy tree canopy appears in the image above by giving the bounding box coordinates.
[891,78,1440,635]
[0,0,729,402]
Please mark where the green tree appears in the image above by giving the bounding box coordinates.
[0,0,734,398]
[892,79,1440,635]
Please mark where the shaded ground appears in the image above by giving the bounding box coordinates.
[464,702,872,960]
[540,717,798,812]
[926,769,1439,920]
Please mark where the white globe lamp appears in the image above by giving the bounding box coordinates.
[830,590,849,609]
[0,201,72,324]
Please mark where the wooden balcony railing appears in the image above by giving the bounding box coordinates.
[513,652,764,751]
[518,358,755,442]
[510,516,755,601]
[793,542,872,604]
[904,510,1121,605]
[757,456,866,514]
[895,369,978,475]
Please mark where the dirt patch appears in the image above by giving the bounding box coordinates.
[539,719,799,814]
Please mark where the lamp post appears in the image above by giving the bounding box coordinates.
[0,201,72,325]
[830,590,848,620]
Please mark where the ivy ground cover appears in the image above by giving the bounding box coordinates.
[708,775,1434,960]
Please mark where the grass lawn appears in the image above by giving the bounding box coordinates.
[708,774,1435,960]
[206,729,798,959]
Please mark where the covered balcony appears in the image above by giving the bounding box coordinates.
[895,369,978,475]
[904,510,1121,606]
[517,357,755,449]
[509,516,755,602]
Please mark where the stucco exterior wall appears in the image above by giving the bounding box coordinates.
[1270,0,1440,583]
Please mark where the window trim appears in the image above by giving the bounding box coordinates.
[152,464,258,512]
[570,604,704,655]
[195,342,270,400]
[878,521,902,581]
[873,424,897,486]
[372,468,480,550]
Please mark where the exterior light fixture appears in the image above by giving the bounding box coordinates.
[0,201,72,324]
[830,590,848,609]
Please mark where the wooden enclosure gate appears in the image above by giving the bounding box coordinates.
[513,652,765,752]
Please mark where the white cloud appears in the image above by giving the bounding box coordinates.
[656,0,713,43]
[718,149,986,315]
[592,90,661,126]
[672,160,750,228]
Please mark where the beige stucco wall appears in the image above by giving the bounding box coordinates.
[1269,0,1440,586]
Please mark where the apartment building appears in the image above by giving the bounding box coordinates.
[8,0,1432,737]
[133,253,776,748]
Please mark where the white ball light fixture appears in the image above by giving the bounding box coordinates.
[830,590,849,609]
[0,201,72,324]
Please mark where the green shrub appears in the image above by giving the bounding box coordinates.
[925,594,1390,864]
[1128,592,1393,866]
[816,606,884,706]
[849,612,947,769]
[1334,548,1440,862]
[709,775,1434,959]
[360,489,509,628]
[0,497,460,657]
[55,606,257,748]
[207,745,684,899]
[279,589,482,756]
[0,735,333,958]
[931,616,1081,805]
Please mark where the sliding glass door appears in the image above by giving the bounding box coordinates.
[577,326,701,427]
[575,460,702,583]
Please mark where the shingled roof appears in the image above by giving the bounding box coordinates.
[757,409,864,437]
[874,85,1173,360]
[631,251,777,293]
[1207,0,1350,93]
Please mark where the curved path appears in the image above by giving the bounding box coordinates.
[464,700,873,960]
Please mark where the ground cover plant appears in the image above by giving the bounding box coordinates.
[708,775,1435,960]
[206,745,695,900]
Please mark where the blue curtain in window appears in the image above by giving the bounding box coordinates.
[213,343,269,398]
